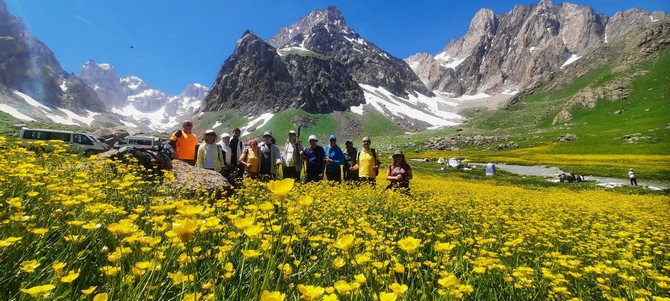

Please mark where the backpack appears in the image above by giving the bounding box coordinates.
[112,146,173,172]
[357,148,381,176]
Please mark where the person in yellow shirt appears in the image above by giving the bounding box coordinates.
[239,138,260,180]
[351,136,380,186]
[168,120,199,166]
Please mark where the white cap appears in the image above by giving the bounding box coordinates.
[308,134,318,141]
[288,130,296,135]
[205,129,216,135]
[221,132,230,138]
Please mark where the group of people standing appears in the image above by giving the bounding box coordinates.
[166,120,413,193]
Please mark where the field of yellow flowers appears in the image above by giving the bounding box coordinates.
[1,137,669,301]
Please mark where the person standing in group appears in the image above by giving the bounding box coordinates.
[303,135,325,183]
[629,168,638,186]
[168,120,199,166]
[217,133,233,178]
[196,129,225,173]
[282,130,304,181]
[258,131,282,181]
[239,138,260,180]
[385,150,413,194]
[324,135,345,183]
[228,128,245,179]
[351,137,380,186]
[343,140,359,182]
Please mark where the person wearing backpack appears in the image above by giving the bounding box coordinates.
[343,140,359,182]
[196,129,225,173]
[324,135,345,183]
[282,130,304,181]
[351,137,380,186]
[168,120,199,166]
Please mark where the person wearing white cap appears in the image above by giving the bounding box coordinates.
[217,133,233,178]
[302,135,325,183]
[324,135,345,183]
[282,130,304,181]
[196,129,225,173]
[257,131,282,181]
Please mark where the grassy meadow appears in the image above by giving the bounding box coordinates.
[1,138,669,301]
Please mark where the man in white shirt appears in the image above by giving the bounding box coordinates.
[282,130,304,180]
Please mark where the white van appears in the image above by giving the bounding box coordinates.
[20,128,109,156]
[113,135,161,150]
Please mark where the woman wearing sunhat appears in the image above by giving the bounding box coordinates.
[385,150,413,194]
[196,129,225,173]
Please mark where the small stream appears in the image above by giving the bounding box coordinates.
[473,163,669,190]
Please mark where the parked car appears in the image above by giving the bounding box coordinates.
[20,128,109,156]
[113,135,161,150]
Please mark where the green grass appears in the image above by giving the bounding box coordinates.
[0,111,21,139]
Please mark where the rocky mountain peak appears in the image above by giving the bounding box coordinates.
[180,83,208,99]
[267,6,348,49]
[407,1,664,98]
[78,60,126,107]
[0,1,104,113]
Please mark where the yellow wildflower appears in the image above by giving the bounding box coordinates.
[20,284,56,297]
[260,290,286,301]
[267,178,294,200]
[172,218,198,242]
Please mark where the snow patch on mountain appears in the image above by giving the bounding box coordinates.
[0,104,35,121]
[561,54,582,69]
[14,91,51,111]
[241,113,274,136]
[350,84,465,129]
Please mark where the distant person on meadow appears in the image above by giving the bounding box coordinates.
[385,150,413,194]
[351,136,380,186]
[239,137,260,180]
[282,130,304,181]
[629,168,638,186]
[168,120,198,166]
[324,135,345,183]
[258,131,282,181]
[343,140,359,182]
[195,129,225,173]
[303,135,325,183]
[217,133,233,178]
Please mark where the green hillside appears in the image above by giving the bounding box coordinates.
[197,108,404,143]
[438,48,670,180]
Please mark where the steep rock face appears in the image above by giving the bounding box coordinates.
[78,62,169,112]
[122,76,168,112]
[203,31,364,115]
[164,83,208,118]
[78,61,127,107]
[203,6,432,116]
[0,0,105,113]
[269,6,432,98]
[407,0,667,97]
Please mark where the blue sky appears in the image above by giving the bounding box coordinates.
[5,0,669,95]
